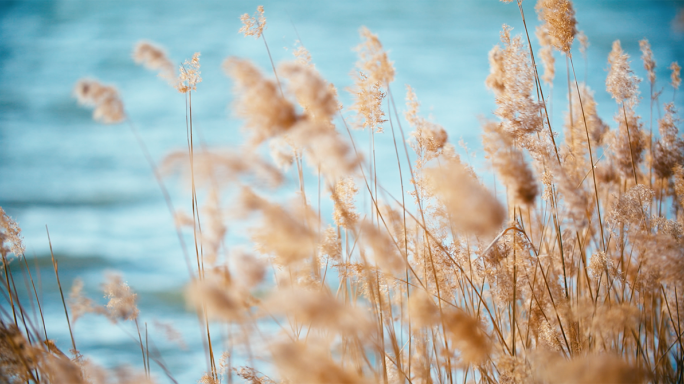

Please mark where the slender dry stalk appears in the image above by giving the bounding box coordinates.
[46,226,77,355]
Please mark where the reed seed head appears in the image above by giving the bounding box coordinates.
[0,207,24,260]
[73,79,126,124]
[536,25,556,85]
[427,159,505,236]
[175,52,202,93]
[239,6,266,39]
[606,40,641,105]
[639,39,656,85]
[670,61,681,89]
[132,41,175,84]
[103,274,139,322]
[223,57,297,145]
[354,26,395,86]
[535,0,577,53]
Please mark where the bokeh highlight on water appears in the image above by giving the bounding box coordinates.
[0,0,682,381]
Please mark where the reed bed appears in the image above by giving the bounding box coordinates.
[1,1,683,383]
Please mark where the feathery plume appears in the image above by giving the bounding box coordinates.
[268,137,294,171]
[319,225,342,261]
[199,188,227,266]
[606,185,654,230]
[102,274,139,322]
[272,341,372,384]
[485,45,506,97]
[534,353,645,384]
[240,188,317,266]
[536,25,556,85]
[348,26,393,133]
[73,79,125,124]
[607,106,646,180]
[0,207,24,260]
[223,58,297,145]
[279,61,339,123]
[639,39,656,85]
[552,161,589,230]
[535,0,577,53]
[653,103,684,179]
[407,289,440,328]
[591,304,639,343]
[292,42,313,68]
[186,268,246,322]
[234,367,277,384]
[69,279,107,322]
[358,220,405,274]
[407,289,491,364]
[231,249,266,289]
[674,165,684,207]
[406,86,449,156]
[175,52,201,93]
[264,288,372,335]
[606,40,641,105]
[288,121,361,181]
[43,356,89,384]
[565,83,608,151]
[354,26,395,85]
[239,6,266,39]
[487,26,543,144]
[631,231,684,286]
[132,41,175,83]
[161,148,283,188]
[443,309,491,364]
[498,356,533,384]
[331,177,359,228]
[670,61,681,90]
[348,72,386,132]
[563,83,606,181]
[426,159,505,236]
[577,30,589,57]
[482,121,538,206]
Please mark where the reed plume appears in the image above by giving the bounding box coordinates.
[73,79,125,123]
[536,25,556,85]
[0,208,24,260]
[606,40,640,105]
[10,3,684,383]
[239,6,266,39]
[670,61,681,90]
[132,41,175,84]
[535,0,577,54]
[639,39,656,85]
[223,58,297,145]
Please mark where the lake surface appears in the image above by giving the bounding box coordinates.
[1,0,682,382]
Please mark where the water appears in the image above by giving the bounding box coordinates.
[1,0,683,382]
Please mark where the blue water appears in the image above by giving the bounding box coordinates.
[1,0,683,382]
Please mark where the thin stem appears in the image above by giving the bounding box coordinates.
[260,31,284,97]
[135,319,148,376]
[517,1,561,164]
[127,119,194,278]
[21,255,48,342]
[2,254,17,327]
[46,226,77,354]
[569,55,607,251]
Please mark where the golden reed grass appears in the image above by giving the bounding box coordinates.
[1,1,684,383]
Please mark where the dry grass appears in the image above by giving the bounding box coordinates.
[1,1,684,383]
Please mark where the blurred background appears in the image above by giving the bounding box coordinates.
[1,0,683,381]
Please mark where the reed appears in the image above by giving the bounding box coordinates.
[1,1,683,383]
